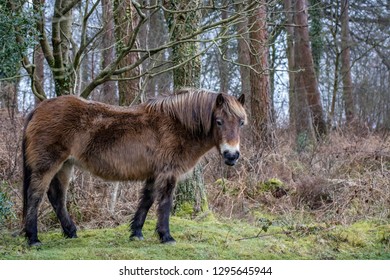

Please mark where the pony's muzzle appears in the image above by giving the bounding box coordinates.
[223,150,240,166]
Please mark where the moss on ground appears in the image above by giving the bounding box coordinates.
[0,217,388,260]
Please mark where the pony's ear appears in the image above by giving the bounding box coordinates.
[216,93,225,107]
[237,94,245,105]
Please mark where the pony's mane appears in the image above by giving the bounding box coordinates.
[145,88,246,135]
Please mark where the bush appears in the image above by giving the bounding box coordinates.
[0,181,14,226]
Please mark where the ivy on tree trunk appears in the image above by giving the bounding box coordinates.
[165,0,209,216]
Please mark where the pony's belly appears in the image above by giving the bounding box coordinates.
[73,156,153,182]
[93,167,152,182]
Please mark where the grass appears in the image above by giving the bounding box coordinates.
[0,216,389,260]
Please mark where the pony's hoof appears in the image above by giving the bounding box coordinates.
[160,235,176,244]
[29,240,42,247]
[130,234,144,241]
[162,239,176,245]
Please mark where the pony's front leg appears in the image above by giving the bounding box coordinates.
[130,178,155,241]
[156,176,176,244]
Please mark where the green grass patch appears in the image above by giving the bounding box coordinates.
[0,217,389,260]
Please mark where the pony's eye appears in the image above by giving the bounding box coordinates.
[239,120,245,127]
[216,119,223,126]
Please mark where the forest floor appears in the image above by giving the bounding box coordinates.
[1,215,389,260]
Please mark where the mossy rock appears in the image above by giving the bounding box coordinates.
[257,178,288,198]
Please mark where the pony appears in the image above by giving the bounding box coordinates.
[22,88,247,245]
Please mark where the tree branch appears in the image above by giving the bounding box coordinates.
[33,0,54,67]
[79,0,260,99]
[59,0,81,15]
[21,59,47,101]
[73,0,101,73]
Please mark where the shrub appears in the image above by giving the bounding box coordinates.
[0,181,14,226]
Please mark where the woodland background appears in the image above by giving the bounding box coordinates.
[0,0,389,256]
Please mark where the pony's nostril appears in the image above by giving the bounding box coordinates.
[223,150,240,161]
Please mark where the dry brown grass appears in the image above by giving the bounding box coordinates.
[1,110,389,232]
[205,130,390,225]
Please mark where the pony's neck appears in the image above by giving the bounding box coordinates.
[185,131,216,160]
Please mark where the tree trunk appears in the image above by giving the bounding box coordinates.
[248,1,273,147]
[142,8,169,99]
[113,0,141,105]
[284,0,297,133]
[100,0,117,105]
[294,0,327,139]
[33,43,44,105]
[293,57,314,151]
[340,0,355,125]
[165,0,208,216]
[235,3,251,105]
[52,0,73,96]
[219,7,229,93]
[0,81,17,118]
[166,1,202,89]
[308,0,323,77]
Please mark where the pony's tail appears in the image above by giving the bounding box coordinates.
[22,111,35,222]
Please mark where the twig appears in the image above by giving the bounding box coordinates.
[236,230,292,241]
[236,225,337,242]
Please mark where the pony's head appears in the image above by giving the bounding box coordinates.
[213,93,247,166]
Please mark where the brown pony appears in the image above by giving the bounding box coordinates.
[22,89,246,245]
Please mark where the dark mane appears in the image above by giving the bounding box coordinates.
[145,88,246,135]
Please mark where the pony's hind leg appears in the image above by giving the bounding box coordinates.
[47,160,77,239]
[24,172,55,246]
[130,178,155,241]
[24,179,46,246]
